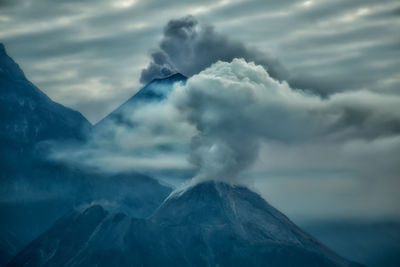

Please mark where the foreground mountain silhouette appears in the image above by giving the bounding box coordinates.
[10,181,361,267]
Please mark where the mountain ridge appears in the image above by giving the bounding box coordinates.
[0,43,92,146]
[9,181,362,267]
[0,43,173,266]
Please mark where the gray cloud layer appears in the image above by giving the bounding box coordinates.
[1,0,398,122]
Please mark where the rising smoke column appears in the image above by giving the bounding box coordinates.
[170,59,400,182]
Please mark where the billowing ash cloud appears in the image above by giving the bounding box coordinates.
[52,58,400,184]
[170,59,400,182]
[140,15,288,84]
[49,56,400,187]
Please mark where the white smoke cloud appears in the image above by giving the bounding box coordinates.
[168,58,400,182]
[50,58,400,188]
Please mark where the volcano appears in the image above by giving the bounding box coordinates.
[9,181,361,267]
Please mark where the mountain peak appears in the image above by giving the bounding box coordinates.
[152,181,291,229]
[95,72,187,128]
[0,43,26,81]
[149,180,359,266]
[150,72,187,83]
[0,43,92,145]
[134,72,186,100]
[0,43,5,53]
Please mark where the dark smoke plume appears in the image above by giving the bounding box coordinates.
[140,15,288,84]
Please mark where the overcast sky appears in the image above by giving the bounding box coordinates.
[1,0,400,222]
[1,0,399,123]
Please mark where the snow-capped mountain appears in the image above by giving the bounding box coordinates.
[9,181,362,267]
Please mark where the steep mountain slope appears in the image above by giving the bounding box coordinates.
[0,44,173,265]
[0,43,91,147]
[0,42,92,180]
[147,181,359,267]
[0,43,93,265]
[95,72,186,129]
[10,181,362,267]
